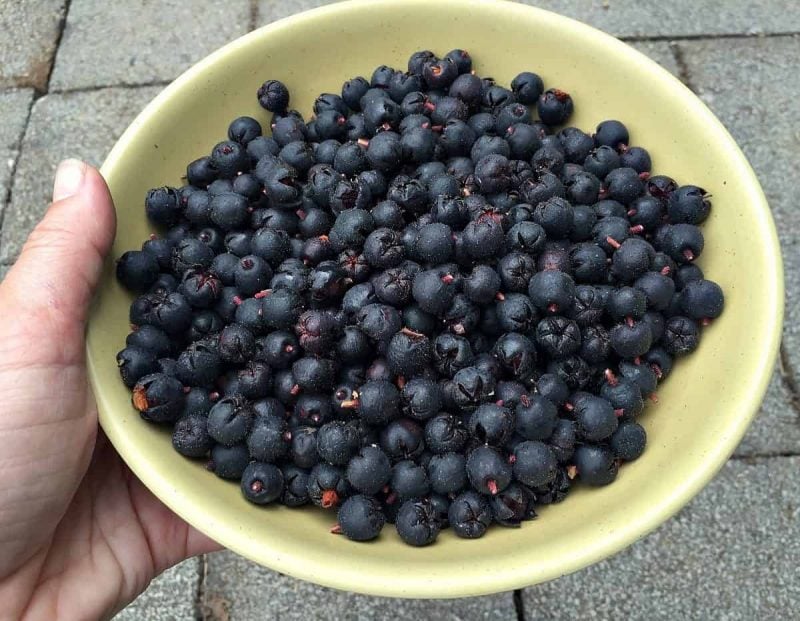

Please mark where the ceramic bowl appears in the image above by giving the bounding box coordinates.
[88,0,783,598]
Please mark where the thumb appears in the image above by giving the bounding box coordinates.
[0,159,116,363]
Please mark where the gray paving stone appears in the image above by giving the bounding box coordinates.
[203,551,515,621]
[257,0,337,25]
[114,558,199,621]
[257,0,800,36]
[734,366,800,456]
[522,457,800,620]
[49,0,250,90]
[0,264,8,282]
[0,0,66,89]
[0,89,34,219]
[518,0,800,38]
[0,86,161,263]
[258,5,680,79]
[628,40,679,76]
[677,36,800,373]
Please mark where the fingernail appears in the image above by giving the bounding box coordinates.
[53,159,86,202]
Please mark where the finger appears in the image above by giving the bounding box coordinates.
[0,160,116,364]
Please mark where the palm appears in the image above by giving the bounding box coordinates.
[0,163,218,618]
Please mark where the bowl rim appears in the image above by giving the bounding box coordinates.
[92,0,784,598]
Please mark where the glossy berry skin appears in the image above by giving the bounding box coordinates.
[401,378,442,421]
[241,462,284,505]
[257,79,290,112]
[491,482,537,526]
[610,320,653,359]
[679,279,724,320]
[537,89,573,125]
[315,421,360,466]
[380,418,425,461]
[466,446,511,496]
[209,444,251,480]
[513,440,558,488]
[346,446,391,495]
[425,413,468,454]
[391,459,430,500]
[307,463,351,509]
[172,414,213,458]
[338,495,386,541]
[449,491,492,538]
[528,270,576,315]
[511,71,544,104]
[574,395,618,441]
[668,185,711,224]
[207,396,254,446]
[116,347,157,388]
[116,250,159,293]
[610,421,647,461]
[357,380,400,426]
[428,452,467,495]
[468,404,514,446]
[395,499,441,546]
[594,119,629,148]
[515,395,558,440]
[574,444,618,486]
[662,316,700,355]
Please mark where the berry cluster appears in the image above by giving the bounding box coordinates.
[116,48,724,546]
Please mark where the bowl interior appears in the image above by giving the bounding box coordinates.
[89,0,782,598]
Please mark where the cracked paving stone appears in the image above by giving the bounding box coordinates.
[0,86,161,264]
[0,89,35,220]
[523,457,800,619]
[0,0,66,89]
[676,35,800,375]
[203,551,515,621]
[49,0,251,90]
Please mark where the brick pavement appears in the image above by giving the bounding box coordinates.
[0,1,797,618]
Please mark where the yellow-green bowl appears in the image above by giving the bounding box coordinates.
[88,0,783,598]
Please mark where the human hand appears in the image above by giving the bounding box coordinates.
[0,160,220,620]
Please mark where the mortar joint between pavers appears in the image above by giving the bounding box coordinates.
[779,344,800,418]
[0,95,37,248]
[619,31,800,43]
[40,0,74,99]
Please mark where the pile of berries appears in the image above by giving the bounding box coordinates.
[116,48,724,546]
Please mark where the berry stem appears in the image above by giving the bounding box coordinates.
[606,236,621,249]
[321,490,339,509]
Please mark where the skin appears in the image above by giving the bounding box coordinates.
[0,161,220,620]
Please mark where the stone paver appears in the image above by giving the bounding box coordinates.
[628,40,679,75]
[49,0,251,91]
[203,551,516,621]
[257,0,336,25]
[735,367,800,456]
[113,558,200,621]
[522,457,800,620]
[0,85,161,263]
[519,0,800,38]
[677,36,800,374]
[0,264,8,282]
[0,0,66,89]
[0,89,35,218]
